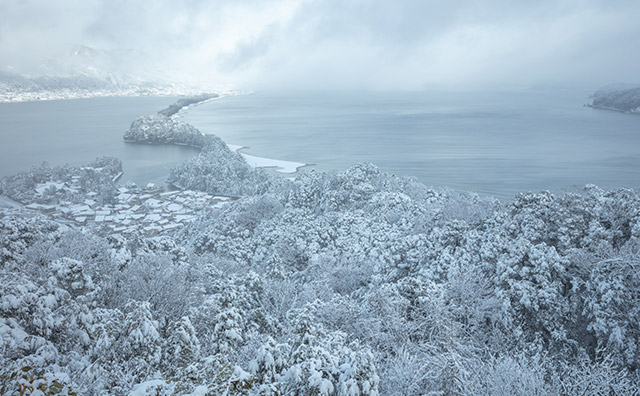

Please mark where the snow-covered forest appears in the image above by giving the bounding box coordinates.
[2,101,640,395]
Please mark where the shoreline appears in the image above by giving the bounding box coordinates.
[177,93,311,175]
[123,138,307,175]
[235,146,308,174]
[171,91,245,118]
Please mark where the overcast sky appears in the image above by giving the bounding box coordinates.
[1,0,639,90]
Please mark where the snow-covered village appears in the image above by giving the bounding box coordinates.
[22,181,229,236]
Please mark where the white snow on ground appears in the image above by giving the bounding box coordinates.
[241,152,306,174]
[227,144,244,152]
[35,182,65,195]
[226,144,306,174]
[129,379,168,395]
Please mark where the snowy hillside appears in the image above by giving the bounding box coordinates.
[1,98,639,394]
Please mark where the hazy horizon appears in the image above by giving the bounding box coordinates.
[1,0,639,92]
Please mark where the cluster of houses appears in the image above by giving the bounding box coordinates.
[24,181,231,235]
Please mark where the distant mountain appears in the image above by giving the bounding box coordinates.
[590,84,640,113]
[0,45,198,102]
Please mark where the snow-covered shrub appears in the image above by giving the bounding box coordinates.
[114,252,194,319]
[163,316,201,372]
[125,114,208,147]
[0,157,121,204]
[582,244,640,369]
[0,215,59,269]
[246,302,380,395]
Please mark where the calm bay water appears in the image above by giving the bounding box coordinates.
[1,90,638,199]
[181,89,640,199]
[0,96,200,186]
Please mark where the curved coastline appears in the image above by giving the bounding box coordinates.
[144,93,310,175]
[123,98,301,195]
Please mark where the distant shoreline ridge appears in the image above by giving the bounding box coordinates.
[588,85,640,114]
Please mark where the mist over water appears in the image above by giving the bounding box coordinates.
[181,88,640,199]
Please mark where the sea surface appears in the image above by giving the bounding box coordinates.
[181,89,640,199]
[0,96,199,186]
[1,90,638,199]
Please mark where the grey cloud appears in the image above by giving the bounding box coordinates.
[1,0,639,90]
[217,25,278,72]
